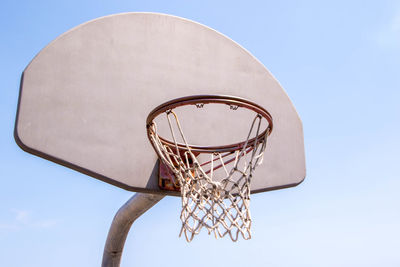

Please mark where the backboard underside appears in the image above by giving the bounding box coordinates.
[15,12,305,195]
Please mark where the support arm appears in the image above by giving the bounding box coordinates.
[102,193,165,267]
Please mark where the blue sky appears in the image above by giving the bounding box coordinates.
[1,0,400,266]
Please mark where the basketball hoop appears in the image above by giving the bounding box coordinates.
[146,95,273,241]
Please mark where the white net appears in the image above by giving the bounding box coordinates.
[148,109,270,242]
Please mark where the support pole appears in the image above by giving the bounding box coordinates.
[102,193,165,267]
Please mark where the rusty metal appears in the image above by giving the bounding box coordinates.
[146,95,273,154]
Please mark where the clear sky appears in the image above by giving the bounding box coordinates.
[1,0,400,266]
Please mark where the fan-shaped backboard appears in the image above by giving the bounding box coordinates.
[15,13,305,195]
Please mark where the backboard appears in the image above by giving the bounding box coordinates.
[15,12,305,195]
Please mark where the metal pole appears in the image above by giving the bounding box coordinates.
[102,193,165,267]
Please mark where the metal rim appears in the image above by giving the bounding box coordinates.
[146,95,273,153]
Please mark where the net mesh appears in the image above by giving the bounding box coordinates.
[148,109,270,242]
